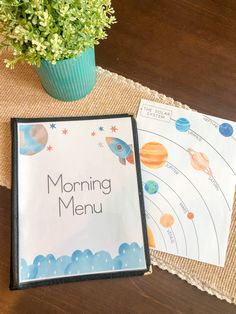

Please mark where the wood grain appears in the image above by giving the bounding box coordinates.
[1,1,236,313]
[96,0,236,120]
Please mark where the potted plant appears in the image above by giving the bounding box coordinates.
[0,0,116,101]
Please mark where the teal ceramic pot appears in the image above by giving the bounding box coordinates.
[36,48,96,101]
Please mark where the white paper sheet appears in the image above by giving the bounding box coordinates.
[17,116,147,283]
[137,99,236,266]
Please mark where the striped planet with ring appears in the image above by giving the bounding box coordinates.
[188,148,212,176]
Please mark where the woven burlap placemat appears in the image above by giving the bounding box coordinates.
[0,52,235,304]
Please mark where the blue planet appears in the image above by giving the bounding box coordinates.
[219,123,234,137]
[20,124,48,155]
[175,118,190,132]
[145,180,159,194]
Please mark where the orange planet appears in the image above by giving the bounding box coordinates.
[147,225,156,248]
[140,142,168,169]
[188,148,212,176]
[160,213,174,228]
[187,212,194,220]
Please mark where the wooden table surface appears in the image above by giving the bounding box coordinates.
[1,1,236,313]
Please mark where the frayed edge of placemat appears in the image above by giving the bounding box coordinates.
[150,253,236,305]
[96,67,191,111]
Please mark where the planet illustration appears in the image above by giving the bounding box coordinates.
[147,225,156,248]
[187,212,194,220]
[175,117,190,132]
[20,124,48,155]
[145,180,159,195]
[160,213,174,228]
[188,148,212,176]
[219,123,234,137]
[140,142,168,169]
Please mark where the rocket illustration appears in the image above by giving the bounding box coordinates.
[106,137,134,165]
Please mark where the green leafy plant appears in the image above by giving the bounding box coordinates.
[0,0,116,68]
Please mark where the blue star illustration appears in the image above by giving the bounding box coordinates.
[50,123,56,129]
[99,126,104,131]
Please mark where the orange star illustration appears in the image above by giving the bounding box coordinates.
[47,145,53,152]
[91,131,96,136]
[62,128,68,135]
[111,126,118,132]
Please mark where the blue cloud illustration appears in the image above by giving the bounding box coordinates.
[20,242,146,282]
[116,242,145,269]
[20,258,38,281]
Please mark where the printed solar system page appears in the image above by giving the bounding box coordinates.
[137,99,236,266]
[14,115,148,287]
